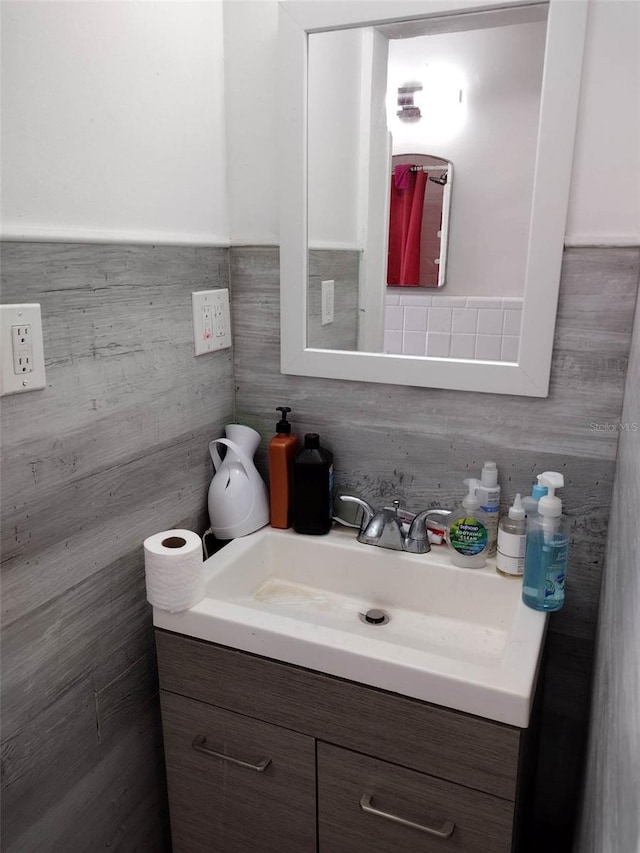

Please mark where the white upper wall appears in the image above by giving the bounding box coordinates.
[222,0,277,245]
[307,29,363,249]
[566,0,640,245]
[1,0,638,246]
[224,0,640,247]
[1,0,228,244]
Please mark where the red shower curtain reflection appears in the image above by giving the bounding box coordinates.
[387,167,428,286]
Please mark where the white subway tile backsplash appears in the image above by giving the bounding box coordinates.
[403,330,428,356]
[466,297,503,309]
[450,334,476,359]
[384,295,523,360]
[399,292,432,307]
[475,335,503,360]
[385,306,404,330]
[384,330,402,353]
[404,306,428,331]
[503,310,523,336]
[501,335,520,362]
[428,307,452,333]
[426,333,451,357]
[477,309,505,336]
[431,296,466,307]
[452,308,478,335]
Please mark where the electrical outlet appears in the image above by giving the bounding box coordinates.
[0,304,46,395]
[12,324,34,374]
[192,289,232,355]
[321,280,334,325]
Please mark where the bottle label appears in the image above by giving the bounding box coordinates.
[496,530,526,575]
[498,530,526,558]
[544,541,568,598]
[479,486,500,512]
[449,518,488,556]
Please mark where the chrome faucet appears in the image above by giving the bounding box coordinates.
[338,496,451,554]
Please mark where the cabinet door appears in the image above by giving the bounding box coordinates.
[318,743,514,853]
[160,690,316,853]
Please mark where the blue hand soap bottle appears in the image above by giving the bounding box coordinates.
[521,475,548,518]
[522,472,569,611]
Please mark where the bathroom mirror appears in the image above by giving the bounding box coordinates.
[279,0,587,396]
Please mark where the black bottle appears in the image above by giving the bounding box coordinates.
[292,433,334,535]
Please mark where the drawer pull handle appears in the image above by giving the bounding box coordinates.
[359,793,455,839]
[192,735,272,772]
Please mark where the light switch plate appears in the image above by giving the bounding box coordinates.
[321,279,334,325]
[192,289,232,355]
[0,304,47,395]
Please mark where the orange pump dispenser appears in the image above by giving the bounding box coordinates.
[268,407,299,529]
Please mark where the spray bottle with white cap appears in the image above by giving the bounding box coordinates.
[522,472,569,611]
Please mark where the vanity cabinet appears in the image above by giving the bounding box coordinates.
[160,691,316,853]
[156,630,537,853]
[317,744,513,853]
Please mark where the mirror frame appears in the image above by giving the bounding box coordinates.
[278,0,588,397]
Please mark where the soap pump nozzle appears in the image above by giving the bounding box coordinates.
[537,472,565,542]
[532,474,549,500]
[537,471,564,518]
[462,478,481,511]
[275,406,292,434]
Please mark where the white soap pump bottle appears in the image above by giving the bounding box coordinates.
[522,472,570,611]
[447,480,491,568]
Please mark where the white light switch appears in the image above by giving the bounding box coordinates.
[0,304,46,395]
[192,289,232,355]
[321,280,334,326]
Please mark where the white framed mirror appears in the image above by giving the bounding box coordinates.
[278,0,587,397]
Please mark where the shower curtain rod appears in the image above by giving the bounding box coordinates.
[392,165,449,172]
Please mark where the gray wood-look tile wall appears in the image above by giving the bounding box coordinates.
[575,278,640,853]
[2,242,638,851]
[231,245,640,848]
[307,249,360,350]
[1,243,234,852]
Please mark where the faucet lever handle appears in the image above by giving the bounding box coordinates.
[404,508,453,555]
[337,495,375,531]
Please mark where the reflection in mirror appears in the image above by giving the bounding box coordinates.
[387,154,452,288]
[307,5,546,357]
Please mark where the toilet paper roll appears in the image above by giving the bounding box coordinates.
[143,529,204,613]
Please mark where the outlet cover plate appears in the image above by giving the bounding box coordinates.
[192,289,232,355]
[0,304,47,395]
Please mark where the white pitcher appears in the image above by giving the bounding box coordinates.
[208,424,269,539]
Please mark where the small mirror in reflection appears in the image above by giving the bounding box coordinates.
[387,154,452,289]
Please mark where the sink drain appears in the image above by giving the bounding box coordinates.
[360,608,390,626]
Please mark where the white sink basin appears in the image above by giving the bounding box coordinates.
[153,526,547,727]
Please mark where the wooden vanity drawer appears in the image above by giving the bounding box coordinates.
[160,690,316,853]
[317,743,514,853]
[156,630,521,800]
